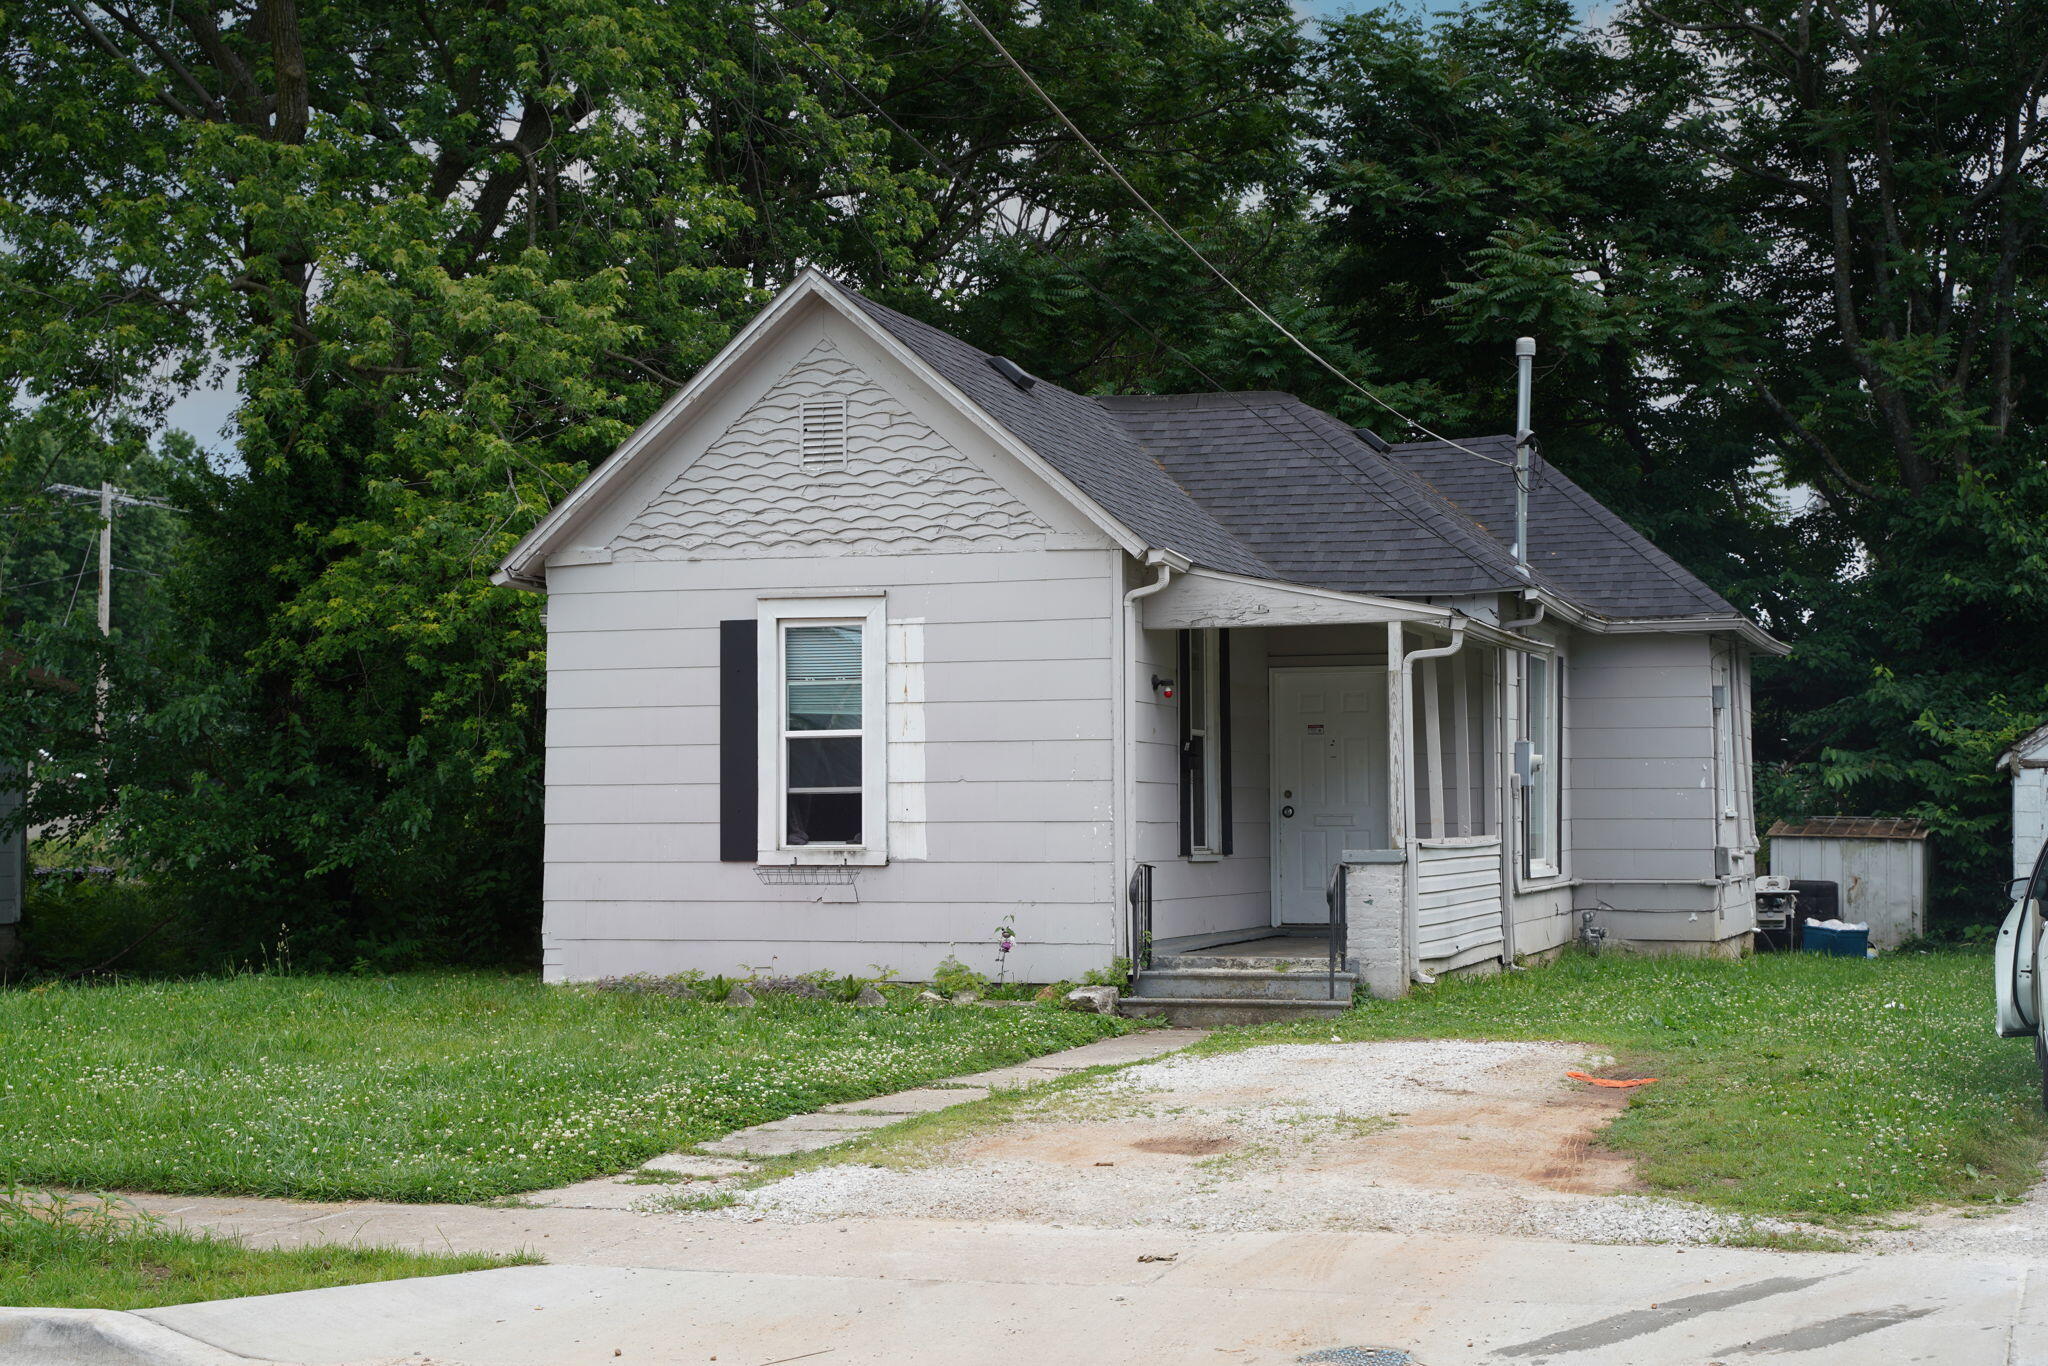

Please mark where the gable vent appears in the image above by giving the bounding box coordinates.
[799,397,848,470]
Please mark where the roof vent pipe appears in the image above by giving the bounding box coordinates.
[1351,425,1392,454]
[1513,337,1535,579]
[986,355,1036,391]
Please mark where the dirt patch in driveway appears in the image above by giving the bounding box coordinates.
[708,1040,1799,1245]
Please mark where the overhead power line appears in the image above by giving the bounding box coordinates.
[949,0,1515,470]
[749,5,1533,571]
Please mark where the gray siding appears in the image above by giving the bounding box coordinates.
[1132,616,1272,940]
[543,548,1122,984]
[1416,838,1503,967]
[1566,631,1757,945]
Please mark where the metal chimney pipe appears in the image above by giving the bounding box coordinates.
[1513,337,1535,579]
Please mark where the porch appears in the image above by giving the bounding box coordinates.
[1121,571,1543,1021]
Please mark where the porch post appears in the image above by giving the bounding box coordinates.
[1385,620,1406,852]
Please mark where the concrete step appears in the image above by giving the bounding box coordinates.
[1117,995,1353,1027]
[1134,967,1356,1001]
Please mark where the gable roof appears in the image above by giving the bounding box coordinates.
[501,272,1766,644]
[835,288,1273,579]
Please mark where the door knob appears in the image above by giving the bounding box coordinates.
[1280,805,1295,819]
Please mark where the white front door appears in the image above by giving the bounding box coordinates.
[1271,668,1390,926]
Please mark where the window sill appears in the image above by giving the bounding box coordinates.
[1186,851,1225,864]
[757,849,888,868]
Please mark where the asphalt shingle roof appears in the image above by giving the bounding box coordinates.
[833,280,1739,624]
[1387,435,1739,619]
[838,287,1273,580]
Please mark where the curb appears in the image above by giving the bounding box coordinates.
[0,1308,269,1366]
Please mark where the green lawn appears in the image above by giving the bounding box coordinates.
[0,1188,527,1310]
[1232,947,2047,1224]
[0,972,1131,1203]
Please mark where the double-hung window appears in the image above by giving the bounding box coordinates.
[758,596,886,865]
[1521,652,1562,879]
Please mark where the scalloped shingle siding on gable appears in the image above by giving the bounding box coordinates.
[610,340,1049,559]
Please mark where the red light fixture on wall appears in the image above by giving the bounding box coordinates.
[1151,674,1175,699]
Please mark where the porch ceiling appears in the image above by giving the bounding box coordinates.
[1139,569,1449,631]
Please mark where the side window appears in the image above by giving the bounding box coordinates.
[757,597,886,865]
[1522,652,1562,878]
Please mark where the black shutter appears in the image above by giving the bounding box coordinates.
[719,619,758,862]
[1217,629,1233,855]
[1177,629,1193,857]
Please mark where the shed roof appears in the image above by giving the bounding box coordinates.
[1767,817,1930,841]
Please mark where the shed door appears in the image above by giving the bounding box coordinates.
[1271,668,1388,926]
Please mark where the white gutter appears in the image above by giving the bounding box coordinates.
[1524,587,1786,656]
[1397,619,1468,983]
[1116,550,1177,958]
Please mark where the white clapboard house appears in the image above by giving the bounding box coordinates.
[497,272,1782,1019]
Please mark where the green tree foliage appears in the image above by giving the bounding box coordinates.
[1304,0,2048,919]
[1630,0,2048,916]
[2,0,936,967]
[7,0,2046,955]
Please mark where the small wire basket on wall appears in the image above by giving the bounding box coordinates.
[755,866,860,886]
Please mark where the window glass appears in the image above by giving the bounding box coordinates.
[784,623,863,845]
[1525,654,1559,874]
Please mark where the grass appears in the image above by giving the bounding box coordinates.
[0,971,1133,1203]
[1222,947,2048,1225]
[0,1187,527,1310]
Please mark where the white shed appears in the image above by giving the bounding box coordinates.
[1765,817,1931,949]
[1999,724,2048,881]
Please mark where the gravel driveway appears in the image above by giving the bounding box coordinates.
[705,1039,1807,1245]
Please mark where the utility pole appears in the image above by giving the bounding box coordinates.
[39,483,180,734]
[95,482,112,732]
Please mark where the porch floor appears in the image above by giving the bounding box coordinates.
[1152,930,1332,960]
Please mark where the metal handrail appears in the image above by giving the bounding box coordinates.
[1128,863,1154,973]
[1325,864,1348,1001]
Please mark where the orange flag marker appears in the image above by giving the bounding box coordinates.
[1566,1071,1659,1089]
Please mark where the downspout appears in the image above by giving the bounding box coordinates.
[1502,596,1544,632]
[1117,551,1174,959]
[1398,619,1467,984]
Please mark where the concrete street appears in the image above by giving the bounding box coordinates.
[110,1219,2048,1365]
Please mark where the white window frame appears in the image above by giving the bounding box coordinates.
[1186,627,1225,858]
[1521,651,1563,881]
[757,595,887,866]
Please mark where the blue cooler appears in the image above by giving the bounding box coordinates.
[1802,924,1870,958]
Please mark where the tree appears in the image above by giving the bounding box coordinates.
[2,1,936,966]
[1628,0,2048,916]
